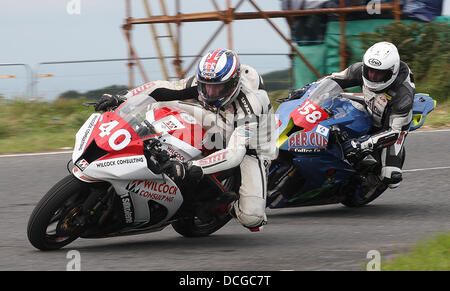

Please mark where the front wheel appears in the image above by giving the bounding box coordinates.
[341,180,388,207]
[27,175,91,251]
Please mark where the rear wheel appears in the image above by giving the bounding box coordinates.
[172,172,239,237]
[171,214,233,237]
[27,175,91,251]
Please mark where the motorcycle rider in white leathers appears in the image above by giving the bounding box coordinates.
[95,49,278,231]
[329,42,415,189]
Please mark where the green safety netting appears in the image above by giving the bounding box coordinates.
[293,18,425,88]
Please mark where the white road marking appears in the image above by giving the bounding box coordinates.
[403,166,450,173]
[0,128,448,163]
[410,128,450,134]
[0,151,72,158]
[2,151,448,173]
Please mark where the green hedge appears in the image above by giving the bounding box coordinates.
[359,21,449,102]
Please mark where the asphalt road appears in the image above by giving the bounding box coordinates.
[0,130,449,271]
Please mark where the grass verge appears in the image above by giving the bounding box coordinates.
[421,99,450,129]
[0,96,449,154]
[382,232,450,271]
[0,99,94,153]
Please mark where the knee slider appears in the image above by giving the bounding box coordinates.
[391,171,403,184]
[232,199,266,229]
[237,212,266,229]
[383,171,403,189]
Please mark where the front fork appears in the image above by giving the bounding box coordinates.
[78,184,115,227]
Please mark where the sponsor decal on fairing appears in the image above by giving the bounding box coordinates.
[166,146,186,162]
[75,159,89,171]
[315,125,330,137]
[95,157,144,168]
[75,114,100,153]
[120,193,134,224]
[152,115,185,133]
[125,179,179,203]
[288,132,329,149]
[290,98,330,131]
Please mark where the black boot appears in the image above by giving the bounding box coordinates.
[196,192,238,222]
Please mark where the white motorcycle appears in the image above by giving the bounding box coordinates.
[27,93,239,251]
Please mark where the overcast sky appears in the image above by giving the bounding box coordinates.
[0,0,291,99]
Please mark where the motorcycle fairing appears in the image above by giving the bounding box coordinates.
[410,93,436,131]
[73,111,158,181]
[275,84,320,146]
[270,80,373,208]
[110,177,183,228]
[73,113,101,163]
[150,106,204,161]
[289,98,330,131]
[71,97,208,230]
[286,127,330,153]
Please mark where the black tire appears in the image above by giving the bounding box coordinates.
[171,173,238,237]
[341,183,387,207]
[171,214,232,238]
[27,175,90,251]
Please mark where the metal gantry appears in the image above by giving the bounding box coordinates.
[125,0,401,88]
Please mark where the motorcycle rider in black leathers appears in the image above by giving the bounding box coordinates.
[95,48,277,231]
[328,41,415,189]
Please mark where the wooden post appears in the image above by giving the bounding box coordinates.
[125,0,134,89]
[226,0,233,50]
[393,0,402,22]
[339,0,347,71]
[247,0,322,78]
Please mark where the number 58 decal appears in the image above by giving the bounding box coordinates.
[298,100,323,123]
[290,98,329,131]
[98,120,131,151]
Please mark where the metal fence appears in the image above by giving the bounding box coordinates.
[0,53,292,101]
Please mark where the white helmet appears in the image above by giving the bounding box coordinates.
[362,42,400,92]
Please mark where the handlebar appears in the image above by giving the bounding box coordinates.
[143,138,177,175]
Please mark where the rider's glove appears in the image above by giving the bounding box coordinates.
[343,135,373,162]
[185,161,204,182]
[287,83,312,101]
[94,94,126,112]
[162,161,203,182]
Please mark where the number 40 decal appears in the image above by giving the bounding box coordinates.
[98,120,131,151]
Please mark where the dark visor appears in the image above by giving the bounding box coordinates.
[363,65,393,83]
[198,78,238,106]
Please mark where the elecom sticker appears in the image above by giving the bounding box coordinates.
[153,115,185,133]
[316,125,330,137]
[75,159,89,171]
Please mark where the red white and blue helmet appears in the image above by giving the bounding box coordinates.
[197,48,241,111]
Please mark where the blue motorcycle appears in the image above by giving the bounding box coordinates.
[267,79,435,209]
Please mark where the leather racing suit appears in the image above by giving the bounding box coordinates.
[329,61,415,188]
[124,65,278,229]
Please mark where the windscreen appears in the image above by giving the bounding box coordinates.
[289,79,343,131]
[115,92,158,138]
[305,79,343,108]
